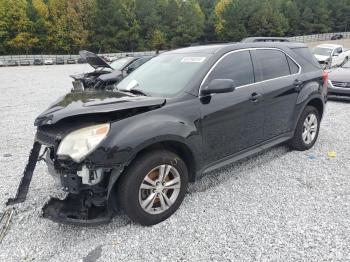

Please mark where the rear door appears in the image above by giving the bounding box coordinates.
[252,49,300,140]
[200,50,265,164]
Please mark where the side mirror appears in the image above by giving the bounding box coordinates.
[333,53,339,57]
[201,79,236,96]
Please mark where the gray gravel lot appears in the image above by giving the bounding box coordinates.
[0,65,350,262]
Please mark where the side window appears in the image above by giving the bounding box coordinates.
[287,56,299,74]
[335,47,342,54]
[255,49,291,81]
[291,47,321,71]
[207,51,255,87]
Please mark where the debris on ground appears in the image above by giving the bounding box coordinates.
[0,208,15,243]
[327,151,337,158]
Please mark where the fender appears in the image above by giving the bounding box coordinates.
[296,81,321,105]
[291,82,325,132]
[86,110,202,170]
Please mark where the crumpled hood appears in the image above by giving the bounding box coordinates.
[314,54,330,62]
[329,67,350,82]
[35,91,166,126]
[79,50,112,69]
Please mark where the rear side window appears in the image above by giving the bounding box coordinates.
[207,51,255,87]
[291,47,321,71]
[287,57,299,74]
[255,49,290,81]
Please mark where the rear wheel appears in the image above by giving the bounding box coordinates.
[117,150,188,225]
[289,106,320,151]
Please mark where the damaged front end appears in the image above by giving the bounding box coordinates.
[42,149,123,225]
[7,91,166,225]
[7,126,123,225]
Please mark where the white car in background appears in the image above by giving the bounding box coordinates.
[44,59,54,65]
[313,44,350,68]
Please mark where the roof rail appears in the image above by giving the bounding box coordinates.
[190,41,237,47]
[241,37,290,43]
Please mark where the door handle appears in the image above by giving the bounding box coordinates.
[249,92,262,103]
[293,79,304,91]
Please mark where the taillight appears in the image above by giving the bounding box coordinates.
[322,71,329,88]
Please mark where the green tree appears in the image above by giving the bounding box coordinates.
[282,0,302,36]
[197,0,217,42]
[28,0,50,53]
[0,0,35,54]
[327,0,350,32]
[47,0,71,53]
[172,0,205,47]
[151,29,167,51]
[66,0,95,52]
[247,0,289,37]
[215,0,248,41]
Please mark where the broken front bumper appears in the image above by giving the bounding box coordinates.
[7,137,123,226]
[42,149,116,225]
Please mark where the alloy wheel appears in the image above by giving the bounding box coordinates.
[139,165,181,214]
[302,113,318,145]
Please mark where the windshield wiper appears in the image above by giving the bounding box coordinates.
[119,88,149,96]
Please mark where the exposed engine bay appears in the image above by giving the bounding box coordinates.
[70,50,152,92]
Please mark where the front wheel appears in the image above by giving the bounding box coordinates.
[117,150,188,225]
[289,106,321,151]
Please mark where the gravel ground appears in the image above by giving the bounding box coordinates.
[0,65,350,262]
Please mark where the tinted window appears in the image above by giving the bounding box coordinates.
[207,51,254,87]
[292,47,321,71]
[287,57,299,74]
[256,50,290,81]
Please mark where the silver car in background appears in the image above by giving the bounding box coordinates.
[328,60,350,97]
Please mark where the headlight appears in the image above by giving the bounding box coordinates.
[57,123,110,163]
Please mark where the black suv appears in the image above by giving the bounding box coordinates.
[8,42,327,226]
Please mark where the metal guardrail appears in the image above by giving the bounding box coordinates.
[288,32,350,43]
[0,32,349,66]
[0,51,157,66]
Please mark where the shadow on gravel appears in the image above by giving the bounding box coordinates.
[188,145,291,194]
[83,245,103,262]
[328,96,350,103]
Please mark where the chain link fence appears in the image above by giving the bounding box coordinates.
[288,32,350,43]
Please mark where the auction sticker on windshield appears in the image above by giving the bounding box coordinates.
[181,57,206,63]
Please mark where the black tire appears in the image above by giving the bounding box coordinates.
[116,150,188,226]
[289,106,320,151]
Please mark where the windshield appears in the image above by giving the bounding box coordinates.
[342,59,350,68]
[313,47,333,56]
[116,53,209,97]
[110,57,135,70]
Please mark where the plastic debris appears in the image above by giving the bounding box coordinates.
[327,151,337,158]
[0,208,15,243]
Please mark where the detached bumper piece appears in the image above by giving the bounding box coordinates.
[7,142,41,206]
[42,193,112,226]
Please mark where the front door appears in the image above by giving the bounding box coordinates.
[200,50,264,165]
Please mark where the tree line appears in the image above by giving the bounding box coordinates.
[0,0,349,55]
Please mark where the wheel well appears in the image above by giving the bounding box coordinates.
[307,98,324,118]
[132,141,197,182]
[108,140,197,212]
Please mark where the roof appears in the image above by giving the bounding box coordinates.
[166,42,307,55]
[316,44,342,49]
